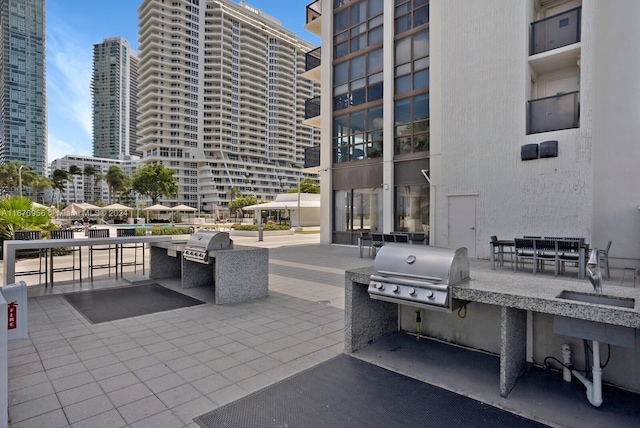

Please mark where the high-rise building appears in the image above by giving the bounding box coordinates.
[137,0,320,213]
[48,154,139,205]
[0,0,46,175]
[308,0,640,266]
[91,37,140,159]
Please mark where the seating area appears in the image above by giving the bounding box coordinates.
[360,232,428,258]
[491,236,599,280]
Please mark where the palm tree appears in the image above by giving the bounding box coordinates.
[83,165,96,202]
[51,169,70,205]
[227,186,242,200]
[105,166,129,203]
[27,175,53,203]
[0,161,25,195]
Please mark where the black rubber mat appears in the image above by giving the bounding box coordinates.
[64,283,205,323]
[194,354,550,428]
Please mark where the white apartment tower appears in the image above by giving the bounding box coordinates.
[137,0,320,212]
[309,0,640,266]
[91,37,140,159]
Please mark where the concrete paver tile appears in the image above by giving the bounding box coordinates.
[70,409,127,428]
[13,409,69,428]
[106,383,154,408]
[129,410,184,428]
[63,394,115,424]
[118,395,169,425]
[8,393,61,424]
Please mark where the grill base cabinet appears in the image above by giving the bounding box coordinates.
[149,242,268,305]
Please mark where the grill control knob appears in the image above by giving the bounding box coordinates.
[375,283,384,290]
[391,285,399,293]
[408,287,416,296]
[425,290,435,299]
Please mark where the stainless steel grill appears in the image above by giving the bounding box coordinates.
[368,244,470,312]
[183,231,233,264]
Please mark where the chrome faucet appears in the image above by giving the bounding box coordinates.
[586,248,603,294]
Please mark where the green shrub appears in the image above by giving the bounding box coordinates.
[134,226,194,236]
[232,224,290,231]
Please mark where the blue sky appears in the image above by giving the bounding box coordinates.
[46,0,319,164]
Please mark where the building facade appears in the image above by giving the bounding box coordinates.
[136,0,320,212]
[48,155,139,205]
[310,0,640,268]
[91,37,140,159]
[0,0,46,175]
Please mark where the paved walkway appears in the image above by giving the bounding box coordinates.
[3,233,639,427]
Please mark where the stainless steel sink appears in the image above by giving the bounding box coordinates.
[557,290,635,308]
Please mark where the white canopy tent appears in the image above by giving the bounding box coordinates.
[242,194,320,227]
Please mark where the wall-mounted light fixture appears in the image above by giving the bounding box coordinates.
[383,184,389,190]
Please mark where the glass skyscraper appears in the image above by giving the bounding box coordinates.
[0,0,46,175]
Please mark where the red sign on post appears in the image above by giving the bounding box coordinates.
[8,302,18,330]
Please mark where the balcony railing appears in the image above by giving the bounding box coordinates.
[527,91,579,134]
[304,146,320,169]
[305,96,321,120]
[306,0,322,25]
[531,7,581,55]
[305,47,321,72]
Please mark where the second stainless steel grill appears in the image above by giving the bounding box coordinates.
[183,231,233,264]
[368,244,470,312]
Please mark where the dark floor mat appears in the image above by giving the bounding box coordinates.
[64,283,205,323]
[194,354,550,428]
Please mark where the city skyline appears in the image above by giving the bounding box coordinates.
[46,0,319,165]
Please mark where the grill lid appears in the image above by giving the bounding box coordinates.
[183,231,233,263]
[369,244,469,311]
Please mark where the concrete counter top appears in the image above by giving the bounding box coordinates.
[346,267,640,328]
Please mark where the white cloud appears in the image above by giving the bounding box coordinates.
[48,134,92,164]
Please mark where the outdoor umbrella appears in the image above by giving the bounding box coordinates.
[170,204,197,223]
[142,203,172,223]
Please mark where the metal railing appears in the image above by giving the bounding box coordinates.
[306,0,322,25]
[527,91,579,134]
[531,7,581,55]
[305,47,321,72]
[305,96,321,120]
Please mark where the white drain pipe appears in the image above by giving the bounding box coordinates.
[562,343,603,407]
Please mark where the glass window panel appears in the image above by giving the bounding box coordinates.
[395,37,412,65]
[350,1,367,26]
[334,62,348,85]
[414,94,429,120]
[351,23,366,37]
[335,148,349,163]
[351,110,366,131]
[366,141,383,158]
[395,16,412,34]
[351,34,366,53]
[414,30,429,58]
[351,143,366,160]
[368,0,383,18]
[368,83,383,101]
[395,185,429,233]
[395,136,412,154]
[334,83,349,95]
[350,55,366,79]
[335,31,349,43]
[414,69,429,90]
[413,132,428,152]
[395,3,411,17]
[369,72,383,84]
[334,42,349,59]
[369,14,383,28]
[351,77,366,90]
[414,118,429,135]
[415,0,428,7]
[351,88,367,106]
[395,98,411,124]
[333,115,349,137]
[368,105,383,129]
[395,123,412,137]
[414,6,429,27]
[368,48,383,73]
[395,63,411,77]
[334,94,350,110]
[368,26,383,45]
[395,75,412,94]
[414,57,429,71]
[335,10,349,32]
